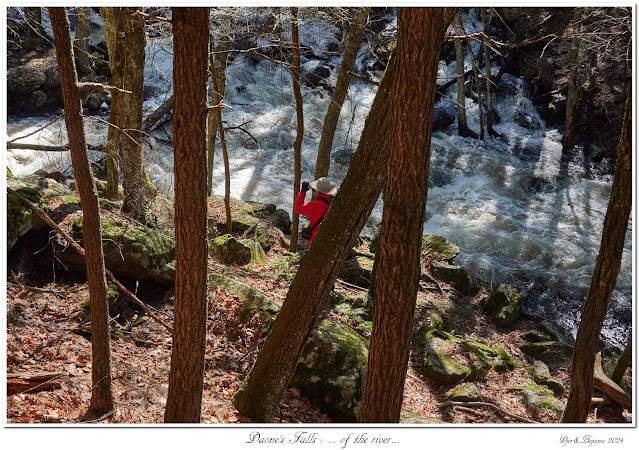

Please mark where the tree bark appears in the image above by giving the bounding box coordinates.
[119,7,153,219]
[289,7,303,252]
[207,15,233,197]
[561,96,632,423]
[359,7,448,423]
[562,8,583,151]
[480,7,500,138]
[611,336,632,386]
[593,353,632,411]
[314,7,369,180]
[73,7,93,76]
[49,7,114,416]
[231,37,397,425]
[101,7,122,200]
[453,11,478,139]
[164,7,210,423]
[25,7,44,39]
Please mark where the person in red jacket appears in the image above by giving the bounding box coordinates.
[295,177,337,243]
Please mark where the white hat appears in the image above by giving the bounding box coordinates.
[310,177,337,195]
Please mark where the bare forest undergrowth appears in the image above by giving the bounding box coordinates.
[6,200,633,425]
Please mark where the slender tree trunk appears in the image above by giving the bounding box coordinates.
[314,7,369,180]
[101,7,122,200]
[211,60,233,234]
[164,7,210,423]
[49,7,113,416]
[610,336,632,385]
[289,7,303,252]
[73,7,93,76]
[562,7,582,151]
[561,96,632,423]
[119,7,153,219]
[453,11,478,139]
[481,7,500,138]
[231,43,397,425]
[359,7,448,423]
[207,15,233,197]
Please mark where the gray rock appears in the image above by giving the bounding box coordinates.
[339,255,374,288]
[519,341,573,369]
[210,234,252,265]
[292,319,369,422]
[480,284,525,326]
[532,360,551,384]
[430,262,478,295]
[449,383,483,402]
[7,66,46,93]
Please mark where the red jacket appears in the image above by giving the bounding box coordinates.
[295,191,332,243]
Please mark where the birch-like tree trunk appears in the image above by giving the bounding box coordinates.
[289,7,303,252]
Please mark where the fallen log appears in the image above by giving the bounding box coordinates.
[7,186,173,334]
[141,95,173,132]
[593,352,632,412]
[7,372,64,395]
[7,142,106,152]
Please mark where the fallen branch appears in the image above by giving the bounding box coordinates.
[8,372,64,396]
[336,278,368,292]
[348,71,380,86]
[7,187,173,334]
[439,400,539,424]
[593,352,632,412]
[7,142,105,153]
[141,95,173,132]
[420,271,444,295]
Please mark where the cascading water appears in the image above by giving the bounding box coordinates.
[5,9,632,348]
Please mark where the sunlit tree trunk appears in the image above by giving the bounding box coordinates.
[314,7,369,180]
[289,7,303,252]
[359,7,449,423]
[101,7,122,200]
[49,7,113,416]
[73,7,93,76]
[610,336,632,385]
[561,96,632,423]
[164,7,210,423]
[231,42,397,425]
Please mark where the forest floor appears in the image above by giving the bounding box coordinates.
[5,202,633,425]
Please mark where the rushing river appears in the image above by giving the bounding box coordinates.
[4,9,632,347]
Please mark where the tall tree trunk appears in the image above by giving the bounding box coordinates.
[481,7,500,138]
[359,7,449,423]
[231,43,397,425]
[49,7,114,416]
[289,7,303,252]
[164,7,210,424]
[119,7,153,220]
[453,11,478,139]
[314,7,369,180]
[211,57,233,234]
[73,7,93,76]
[610,336,632,385]
[101,7,122,200]
[561,96,632,423]
[207,15,234,197]
[562,7,583,151]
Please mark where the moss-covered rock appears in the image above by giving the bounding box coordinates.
[59,216,175,285]
[422,235,460,263]
[430,262,478,295]
[480,284,524,326]
[424,347,473,385]
[519,341,573,369]
[400,412,443,424]
[516,379,565,418]
[339,255,374,288]
[211,234,252,264]
[291,319,369,422]
[209,273,281,335]
[449,383,483,402]
[241,239,268,264]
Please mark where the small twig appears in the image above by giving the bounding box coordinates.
[77,82,132,94]
[439,400,539,424]
[131,10,172,24]
[8,114,64,143]
[348,71,380,86]
[420,271,444,295]
[335,278,367,292]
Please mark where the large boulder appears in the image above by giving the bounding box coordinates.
[480,284,525,326]
[210,234,267,265]
[291,319,369,422]
[449,383,483,402]
[58,217,176,286]
[519,341,573,369]
[422,235,460,263]
[516,379,565,419]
